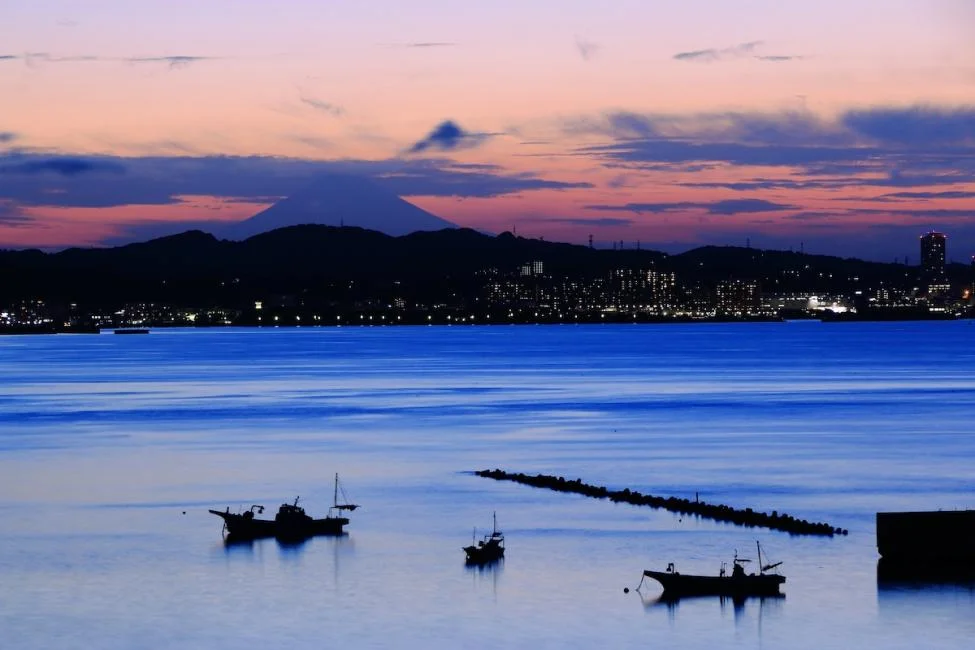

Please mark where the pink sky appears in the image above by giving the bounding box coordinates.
[2,0,974,260]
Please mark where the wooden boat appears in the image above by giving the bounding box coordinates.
[463,512,505,565]
[639,542,785,597]
[209,474,358,541]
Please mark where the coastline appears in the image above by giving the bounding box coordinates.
[0,311,968,336]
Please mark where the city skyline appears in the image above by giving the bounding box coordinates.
[2,1,975,260]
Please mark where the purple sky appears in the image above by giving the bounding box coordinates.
[1,0,974,261]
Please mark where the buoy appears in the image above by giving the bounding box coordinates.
[623,587,629,594]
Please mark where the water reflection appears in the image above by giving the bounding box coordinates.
[640,591,785,626]
[465,557,503,598]
[876,559,975,588]
[877,568,975,639]
[464,557,504,574]
[222,535,256,552]
[277,537,309,561]
[221,532,353,558]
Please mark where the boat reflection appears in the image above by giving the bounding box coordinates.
[640,590,784,626]
[221,531,349,556]
[642,591,784,613]
[465,554,503,599]
[464,556,504,574]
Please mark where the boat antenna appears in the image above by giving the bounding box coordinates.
[759,540,783,573]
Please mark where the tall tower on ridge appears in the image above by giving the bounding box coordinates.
[920,231,946,282]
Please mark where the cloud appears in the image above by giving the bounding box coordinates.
[0,53,104,65]
[755,55,802,62]
[586,198,795,215]
[0,132,16,143]
[125,56,215,69]
[407,120,492,154]
[784,207,975,222]
[380,168,592,198]
[880,190,975,200]
[2,53,219,69]
[0,153,589,209]
[568,106,975,185]
[290,135,332,149]
[299,93,344,117]
[673,41,762,63]
[0,201,31,227]
[0,156,126,176]
[539,217,634,227]
[401,42,455,48]
[575,36,600,61]
[575,109,846,145]
[583,139,871,168]
[841,106,975,146]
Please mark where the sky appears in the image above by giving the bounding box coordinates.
[1,0,974,261]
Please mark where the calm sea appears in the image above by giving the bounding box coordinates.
[1,323,973,649]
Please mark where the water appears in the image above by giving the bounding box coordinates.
[1,323,973,649]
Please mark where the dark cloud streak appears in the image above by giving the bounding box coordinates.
[0,156,126,176]
[575,36,600,61]
[0,154,589,209]
[125,55,216,69]
[673,41,762,62]
[299,94,344,117]
[407,120,492,154]
[586,198,795,215]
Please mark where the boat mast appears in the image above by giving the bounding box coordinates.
[493,511,497,535]
[757,540,762,575]
[334,473,339,508]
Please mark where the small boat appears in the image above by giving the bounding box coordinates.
[463,512,505,565]
[638,542,785,597]
[209,473,359,541]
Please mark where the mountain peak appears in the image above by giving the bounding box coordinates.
[221,173,457,239]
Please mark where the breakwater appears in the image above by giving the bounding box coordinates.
[475,469,848,537]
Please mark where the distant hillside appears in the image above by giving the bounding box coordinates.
[0,225,958,307]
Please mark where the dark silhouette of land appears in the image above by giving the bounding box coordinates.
[0,225,971,328]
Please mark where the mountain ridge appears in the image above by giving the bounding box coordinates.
[0,224,960,307]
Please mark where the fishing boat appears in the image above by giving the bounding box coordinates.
[636,542,785,597]
[209,474,359,541]
[463,512,505,565]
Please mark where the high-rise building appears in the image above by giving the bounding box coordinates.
[920,231,946,281]
[520,260,544,277]
[716,280,760,315]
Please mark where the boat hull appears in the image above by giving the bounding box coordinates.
[644,570,785,597]
[209,510,349,541]
[463,538,504,565]
[464,546,504,565]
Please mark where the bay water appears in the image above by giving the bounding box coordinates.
[1,323,973,649]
